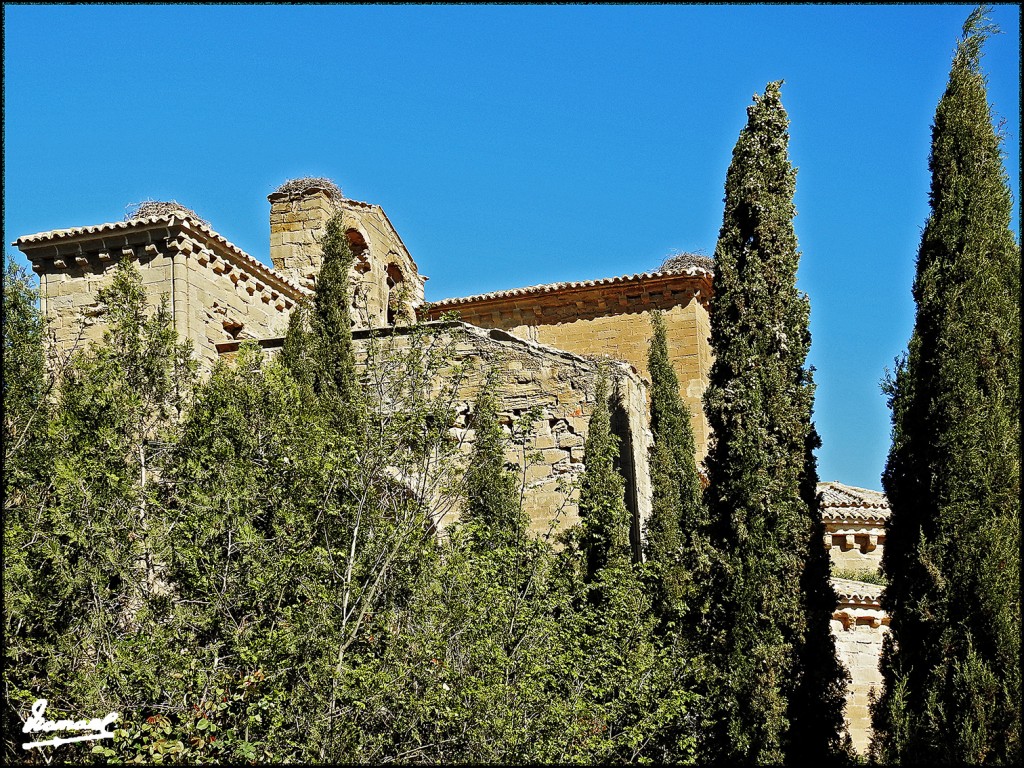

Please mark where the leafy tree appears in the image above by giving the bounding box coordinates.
[643,309,707,629]
[2,260,47,451]
[2,260,50,534]
[872,7,1021,764]
[3,260,196,763]
[701,81,847,764]
[2,246,708,764]
[280,300,314,390]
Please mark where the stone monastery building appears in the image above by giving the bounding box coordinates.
[14,178,888,752]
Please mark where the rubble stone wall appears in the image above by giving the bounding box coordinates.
[426,274,712,461]
[350,323,652,540]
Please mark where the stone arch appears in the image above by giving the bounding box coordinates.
[345,227,371,274]
[385,262,406,325]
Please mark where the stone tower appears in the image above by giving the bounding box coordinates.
[267,178,425,328]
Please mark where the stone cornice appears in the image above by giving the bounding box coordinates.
[15,215,311,300]
[831,577,887,628]
[424,268,713,317]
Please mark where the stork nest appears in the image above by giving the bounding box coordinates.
[126,200,209,226]
[274,176,343,199]
[659,251,714,273]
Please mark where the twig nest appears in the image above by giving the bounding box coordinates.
[126,200,209,226]
[659,252,714,273]
[274,176,343,199]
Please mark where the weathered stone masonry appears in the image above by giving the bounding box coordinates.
[15,213,308,369]
[217,321,654,551]
[424,269,714,461]
[268,184,424,328]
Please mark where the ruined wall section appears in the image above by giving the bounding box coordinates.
[347,322,652,539]
[425,271,712,461]
[268,185,424,328]
[16,215,307,370]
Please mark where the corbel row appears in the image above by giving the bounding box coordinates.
[833,610,888,630]
[823,531,883,553]
[188,240,296,312]
[33,242,161,271]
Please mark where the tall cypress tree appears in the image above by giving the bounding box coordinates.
[702,81,846,764]
[463,371,527,547]
[872,8,1021,763]
[312,212,359,430]
[578,366,632,583]
[644,309,706,629]
[281,301,314,390]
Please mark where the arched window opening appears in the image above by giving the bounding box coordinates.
[346,229,371,274]
[386,263,405,325]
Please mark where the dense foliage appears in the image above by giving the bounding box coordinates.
[872,7,1021,764]
[700,81,849,764]
[3,229,702,762]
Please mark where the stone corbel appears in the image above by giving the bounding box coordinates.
[862,534,878,553]
[833,611,854,631]
[168,236,195,256]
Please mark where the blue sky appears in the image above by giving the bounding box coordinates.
[4,4,1020,490]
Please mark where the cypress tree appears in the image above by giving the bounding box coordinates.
[281,301,314,389]
[578,366,632,583]
[872,7,1021,763]
[463,371,527,547]
[702,81,847,763]
[644,309,706,628]
[312,212,359,430]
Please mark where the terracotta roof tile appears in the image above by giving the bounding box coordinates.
[831,577,884,604]
[428,266,712,308]
[818,481,889,522]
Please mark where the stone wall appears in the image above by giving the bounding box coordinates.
[820,482,891,755]
[362,323,652,539]
[217,321,653,546]
[830,579,888,756]
[349,322,652,540]
[425,270,713,461]
[826,518,886,573]
[268,186,424,328]
[16,214,307,370]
